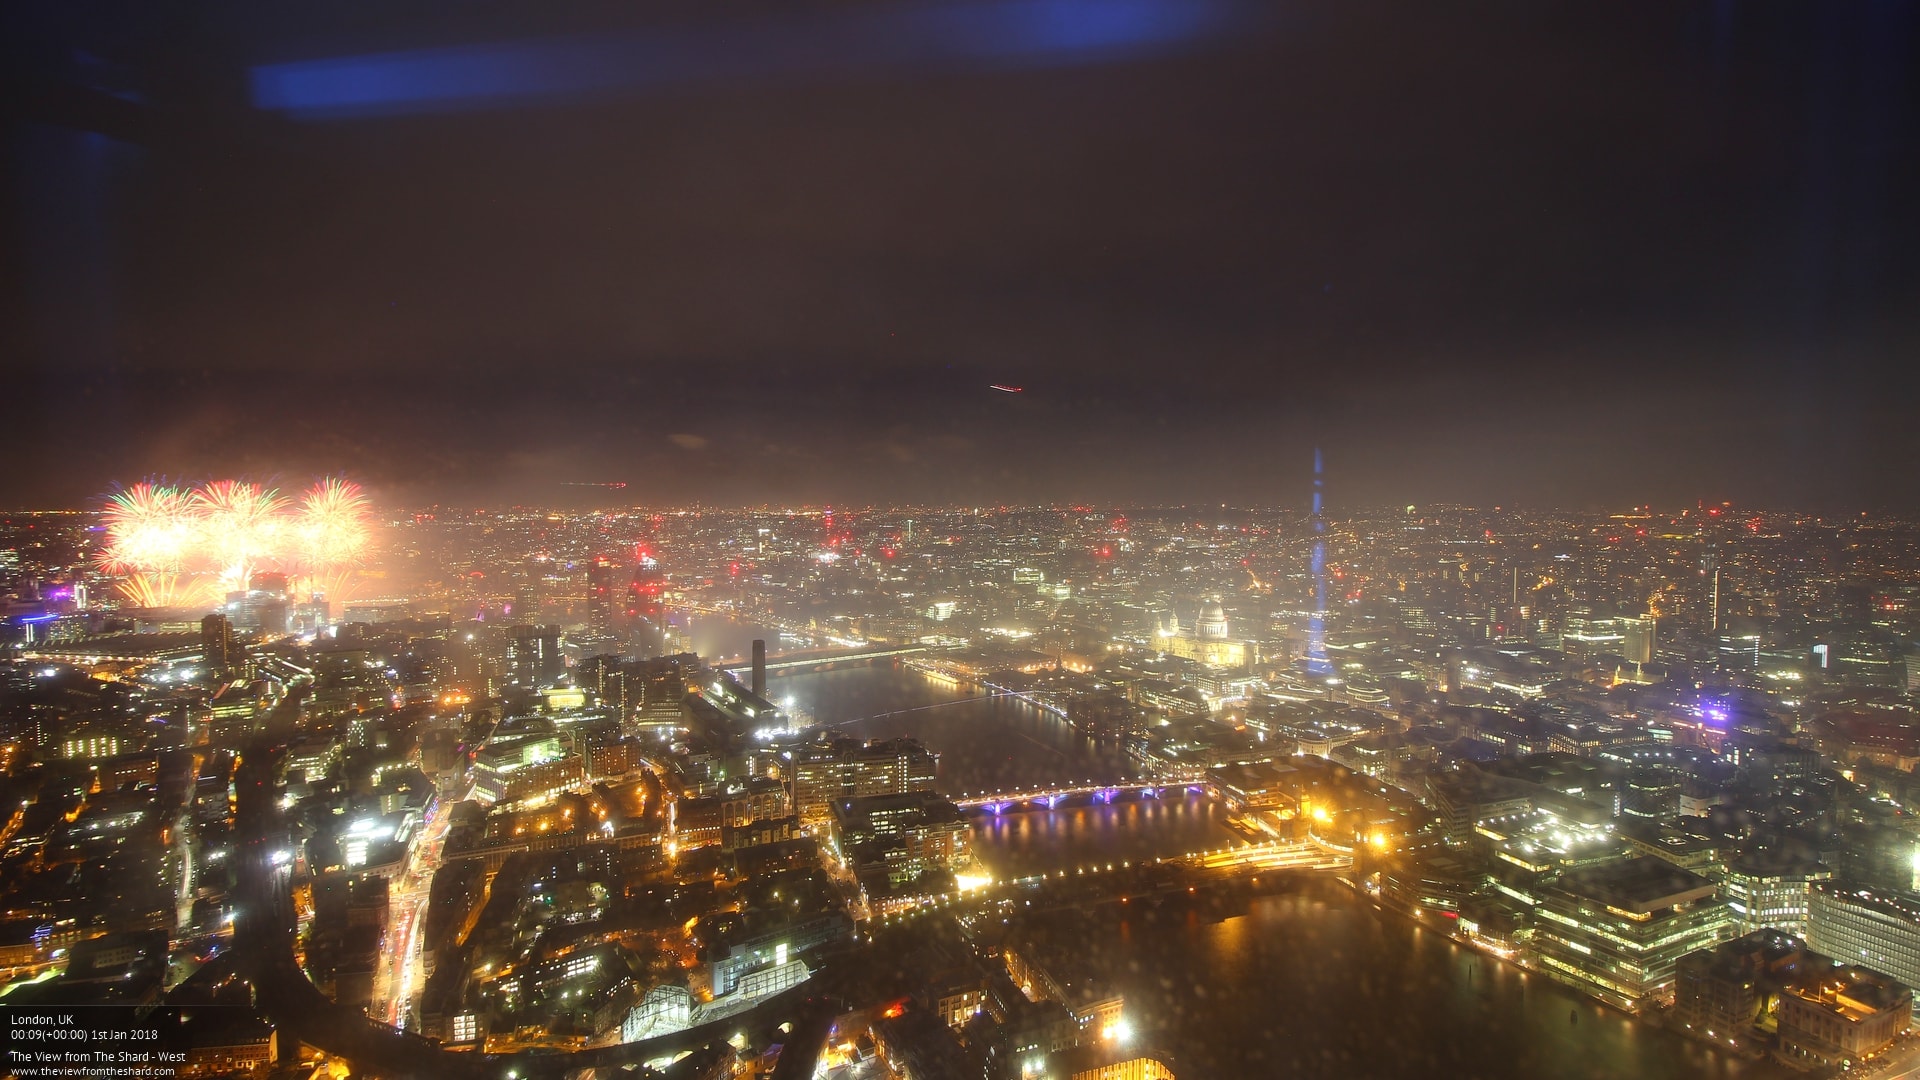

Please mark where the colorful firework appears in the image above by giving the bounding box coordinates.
[293,478,374,573]
[100,483,198,574]
[192,480,288,589]
[307,567,367,604]
[115,572,222,610]
[98,477,376,608]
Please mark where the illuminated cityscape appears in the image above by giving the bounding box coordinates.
[5,497,1920,1078]
[7,3,1920,1079]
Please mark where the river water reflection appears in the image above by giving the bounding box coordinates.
[1025,879,1779,1080]
[762,660,1242,873]
[771,660,1780,1080]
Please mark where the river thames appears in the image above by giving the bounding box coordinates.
[748,655,1784,1080]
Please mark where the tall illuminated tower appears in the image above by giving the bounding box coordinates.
[587,557,621,636]
[1307,448,1332,676]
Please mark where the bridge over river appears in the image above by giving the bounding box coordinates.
[954,779,1206,812]
[716,643,928,674]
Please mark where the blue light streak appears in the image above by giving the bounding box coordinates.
[1307,446,1331,676]
[251,0,1244,118]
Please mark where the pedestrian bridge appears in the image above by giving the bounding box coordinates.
[717,643,927,674]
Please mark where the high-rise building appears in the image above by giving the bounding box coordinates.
[504,624,565,688]
[201,613,238,672]
[1620,615,1656,666]
[587,558,623,637]
[627,558,665,620]
[1560,609,1624,660]
[1716,623,1762,671]
[224,586,290,635]
[1808,885,1920,1013]
[512,586,539,622]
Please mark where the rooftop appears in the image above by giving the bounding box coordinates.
[1786,965,1913,1022]
[1813,884,1920,925]
[1552,856,1717,914]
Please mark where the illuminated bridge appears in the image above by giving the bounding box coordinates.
[954,780,1208,813]
[1191,837,1353,872]
[717,643,928,673]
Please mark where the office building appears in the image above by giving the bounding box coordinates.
[1004,943,1125,1045]
[874,1006,979,1080]
[586,558,623,637]
[470,734,582,806]
[1808,885,1920,1013]
[792,737,938,828]
[1716,628,1762,671]
[1532,857,1735,1011]
[1722,853,1832,939]
[830,791,973,889]
[224,584,290,635]
[505,624,565,687]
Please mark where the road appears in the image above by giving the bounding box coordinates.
[380,782,464,1028]
[231,742,825,1079]
[232,743,495,1080]
[1862,1035,1920,1080]
[165,806,201,988]
[174,807,196,928]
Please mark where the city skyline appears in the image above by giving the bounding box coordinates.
[14,474,1920,518]
[9,483,1920,1077]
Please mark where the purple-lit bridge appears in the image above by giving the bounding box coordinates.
[954,780,1207,814]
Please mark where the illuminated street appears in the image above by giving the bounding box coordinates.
[381,783,464,1027]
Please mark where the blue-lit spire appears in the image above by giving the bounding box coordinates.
[1308,447,1331,676]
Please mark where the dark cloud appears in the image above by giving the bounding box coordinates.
[5,1,1918,508]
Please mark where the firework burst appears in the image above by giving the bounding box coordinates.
[100,483,198,574]
[307,567,367,605]
[293,478,373,573]
[116,572,222,609]
[192,480,288,589]
[98,477,376,608]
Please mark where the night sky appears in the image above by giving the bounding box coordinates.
[5,2,1918,510]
